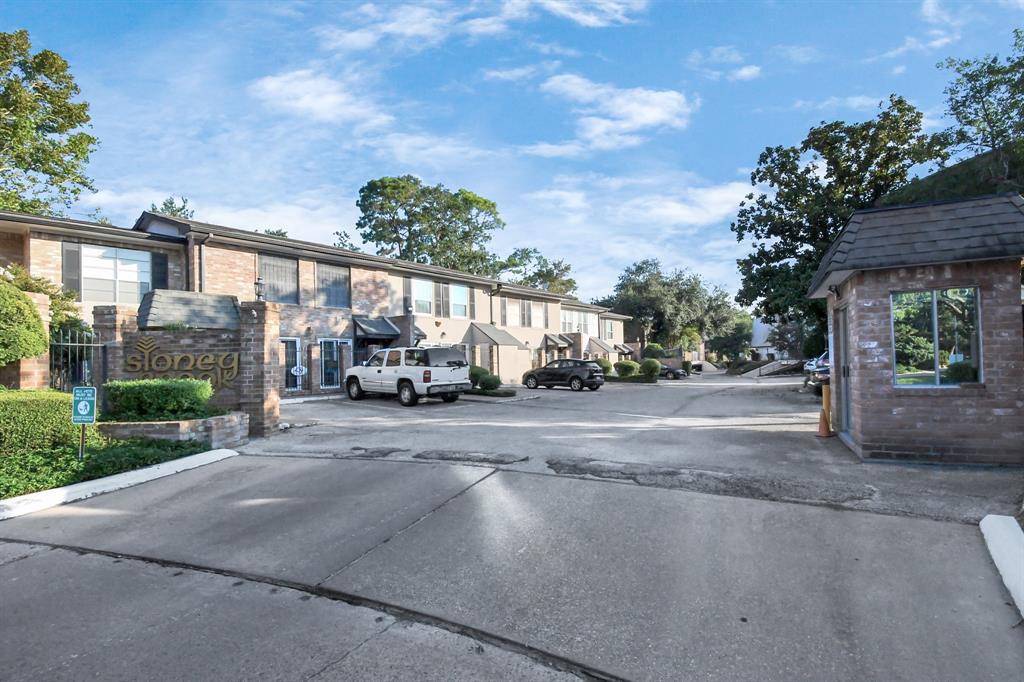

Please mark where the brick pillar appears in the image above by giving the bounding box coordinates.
[92,305,139,385]
[0,292,51,389]
[239,301,280,437]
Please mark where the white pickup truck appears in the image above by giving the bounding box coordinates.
[345,346,472,406]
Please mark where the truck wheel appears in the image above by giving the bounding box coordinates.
[347,378,365,401]
[398,381,419,406]
[569,376,584,392]
[525,376,538,389]
[441,394,459,403]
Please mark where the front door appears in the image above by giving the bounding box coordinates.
[837,308,852,435]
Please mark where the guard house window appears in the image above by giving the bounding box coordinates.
[316,263,350,308]
[80,245,152,304]
[412,279,433,314]
[451,284,469,318]
[260,255,299,304]
[891,287,981,386]
[320,339,341,389]
[281,338,301,390]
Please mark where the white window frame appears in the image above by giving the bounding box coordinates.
[531,301,544,329]
[318,338,343,389]
[81,245,153,305]
[412,278,433,316]
[450,284,469,319]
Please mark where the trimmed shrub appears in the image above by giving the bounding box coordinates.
[0,280,47,367]
[0,390,96,454]
[639,358,661,378]
[104,378,215,422]
[642,343,665,359]
[614,360,640,377]
[594,357,613,374]
[681,360,693,374]
[469,365,489,388]
[479,374,502,391]
[943,361,977,384]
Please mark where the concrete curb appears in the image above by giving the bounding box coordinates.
[979,514,1024,618]
[0,449,238,521]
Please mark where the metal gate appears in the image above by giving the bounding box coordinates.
[49,328,106,392]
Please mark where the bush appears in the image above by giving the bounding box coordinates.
[943,361,977,384]
[681,360,692,374]
[479,374,502,390]
[0,390,98,454]
[614,360,640,377]
[469,365,489,388]
[594,357,613,374]
[639,358,661,378]
[104,378,216,421]
[642,343,665,359]
[0,280,47,367]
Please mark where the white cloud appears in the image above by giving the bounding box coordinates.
[482,61,559,81]
[364,132,494,169]
[524,188,590,215]
[535,0,648,27]
[866,0,963,61]
[615,182,751,229]
[687,45,744,67]
[891,64,907,75]
[774,45,823,64]
[792,95,882,111]
[529,40,582,57]
[728,65,762,81]
[248,69,392,128]
[526,73,697,155]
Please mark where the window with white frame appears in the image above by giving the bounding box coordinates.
[316,263,350,308]
[532,302,544,329]
[320,339,341,388]
[451,284,469,318]
[259,255,299,304]
[80,245,152,304]
[281,337,301,390]
[891,287,981,386]
[412,279,433,315]
[604,319,614,340]
[561,309,573,333]
[506,297,521,327]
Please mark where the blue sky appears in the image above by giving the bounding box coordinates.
[5,0,1022,300]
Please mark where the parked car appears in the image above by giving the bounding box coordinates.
[522,359,605,391]
[345,346,471,406]
[659,364,688,379]
[804,352,828,374]
[807,365,830,396]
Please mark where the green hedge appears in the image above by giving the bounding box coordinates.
[639,358,661,377]
[0,390,98,454]
[469,365,489,388]
[594,357,613,374]
[0,280,48,366]
[681,360,692,374]
[479,374,502,391]
[104,378,216,422]
[614,360,640,377]
[642,343,665,359]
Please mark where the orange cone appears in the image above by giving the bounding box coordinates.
[816,408,834,438]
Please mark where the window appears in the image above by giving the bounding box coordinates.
[451,284,469,318]
[532,302,544,329]
[520,299,531,327]
[320,340,341,388]
[317,263,350,308]
[260,255,298,304]
[367,351,385,367]
[506,298,521,327]
[561,309,573,333]
[405,348,427,366]
[891,288,980,386]
[281,338,301,390]
[385,350,402,366]
[80,245,152,304]
[604,320,614,340]
[413,279,433,314]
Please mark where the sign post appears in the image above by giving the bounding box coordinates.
[72,386,97,462]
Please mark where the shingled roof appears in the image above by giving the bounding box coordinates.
[808,193,1024,298]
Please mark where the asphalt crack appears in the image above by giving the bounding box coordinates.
[414,449,528,465]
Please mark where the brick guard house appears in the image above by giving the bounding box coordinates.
[809,193,1024,465]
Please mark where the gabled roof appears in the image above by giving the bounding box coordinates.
[461,322,526,348]
[808,193,1024,298]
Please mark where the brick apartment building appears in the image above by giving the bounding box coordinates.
[0,209,633,396]
[809,193,1024,465]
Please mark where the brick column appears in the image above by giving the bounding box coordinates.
[0,292,51,389]
[239,301,280,437]
[92,305,139,385]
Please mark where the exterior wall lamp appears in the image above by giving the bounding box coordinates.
[254,276,266,301]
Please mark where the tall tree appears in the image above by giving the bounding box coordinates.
[731,95,947,329]
[705,313,753,362]
[940,28,1024,191]
[150,196,194,219]
[0,30,97,215]
[501,247,577,295]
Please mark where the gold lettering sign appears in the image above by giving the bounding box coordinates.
[125,336,239,388]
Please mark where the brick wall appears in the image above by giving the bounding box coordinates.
[0,231,25,268]
[830,258,1024,465]
[99,411,249,449]
[196,243,257,299]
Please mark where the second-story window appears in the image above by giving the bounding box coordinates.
[413,278,433,314]
[316,263,350,308]
[451,284,469,318]
[506,298,521,327]
[259,255,298,304]
[604,319,614,340]
[532,302,545,329]
[520,299,532,327]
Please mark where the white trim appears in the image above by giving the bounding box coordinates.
[280,336,303,392]
[412,278,433,316]
[318,337,342,389]
[0,449,238,520]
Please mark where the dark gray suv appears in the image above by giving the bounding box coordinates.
[522,359,605,391]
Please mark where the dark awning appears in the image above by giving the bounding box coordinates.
[354,316,401,339]
[614,344,633,354]
[413,324,427,340]
[461,322,527,349]
[588,337,615,354]
[542,333,569,348]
